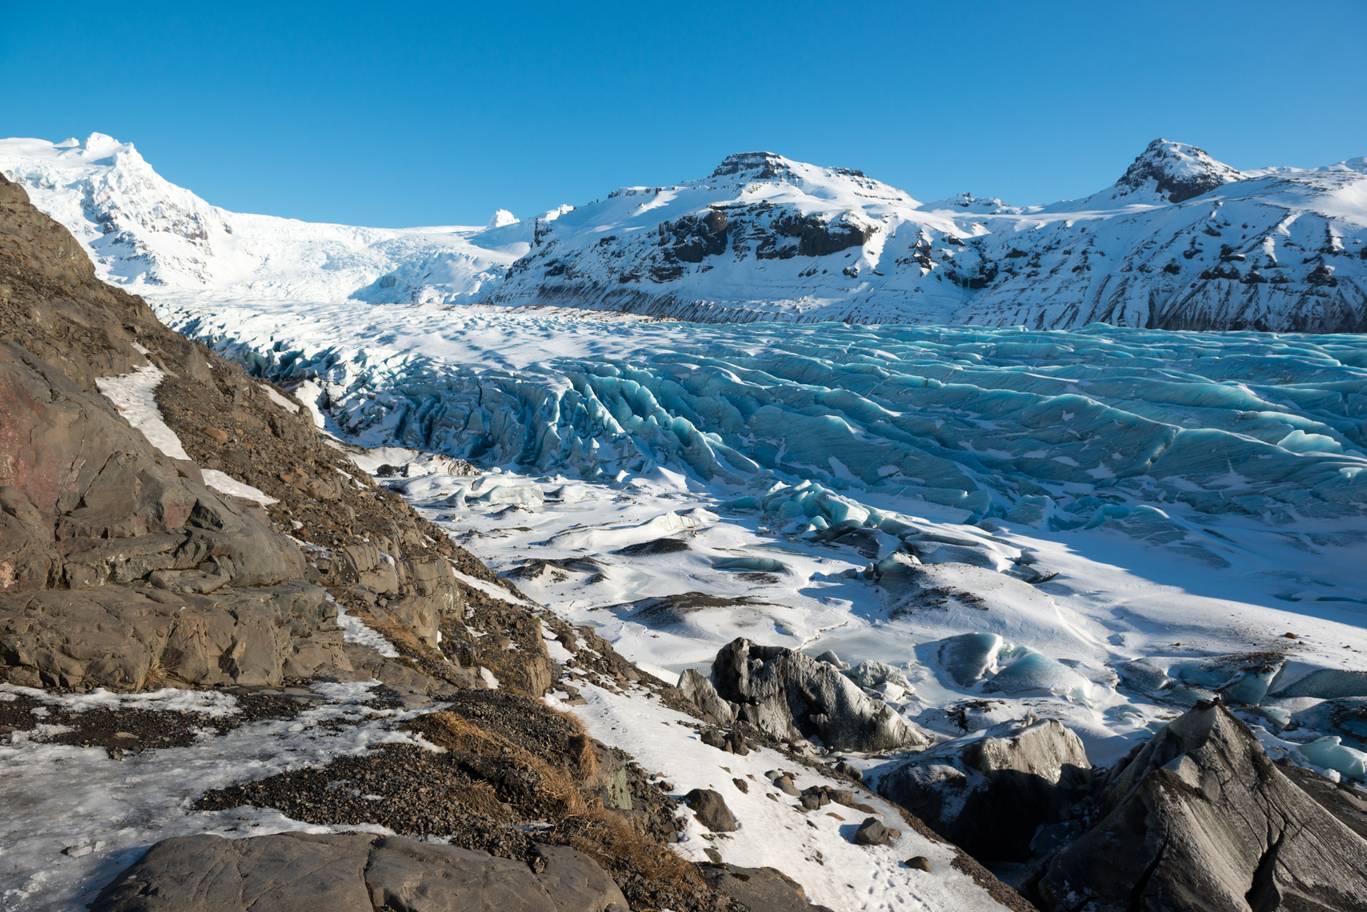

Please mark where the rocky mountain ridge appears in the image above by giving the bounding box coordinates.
[2,135,1364,330]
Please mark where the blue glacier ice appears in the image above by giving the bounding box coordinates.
[181,318,1367,571]
[1298,736,1367,782]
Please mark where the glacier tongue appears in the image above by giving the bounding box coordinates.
[163,298,1367,571]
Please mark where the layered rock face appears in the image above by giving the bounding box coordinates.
[0,345,349,689]
[1038,703,1367,912]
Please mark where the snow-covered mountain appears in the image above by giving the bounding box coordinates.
[0,133,537,305]
[491,141,1367,330]
[489,151,977,323]
[3,133,1364,330]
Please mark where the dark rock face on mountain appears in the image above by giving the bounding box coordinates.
[876,717,1091,863]
[1037,703,1367,912]
[705,638,930,752]
[1111,139,1243,203]
[89,832,629,912]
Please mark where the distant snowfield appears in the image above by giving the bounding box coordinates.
[152,292,1367,775]
[0,133,539,305]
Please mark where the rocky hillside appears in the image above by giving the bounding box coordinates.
[3,135,1363,331]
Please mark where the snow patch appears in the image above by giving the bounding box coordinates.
[95,364,189,461]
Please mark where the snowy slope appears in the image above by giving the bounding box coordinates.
[0,133,531,305]
[967,142,1367,331]
[488,151,977,323]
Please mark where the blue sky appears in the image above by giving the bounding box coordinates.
[5,0,1364,226]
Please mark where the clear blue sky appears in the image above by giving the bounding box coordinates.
[5,0,1364,227]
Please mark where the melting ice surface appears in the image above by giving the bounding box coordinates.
[158,296,1367,765]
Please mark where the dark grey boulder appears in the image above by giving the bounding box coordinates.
[710,638,929,752]
[875,716,1090,862]
[700,864,835,912]
[853,817,899,846]
[90,832,627,912]
[529,845,630,912]
[1038,702,1367,912]
[684,787,740,833]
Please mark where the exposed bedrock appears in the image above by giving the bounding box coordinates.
[699,864,836,912]
[0,347,306,592]
[0,345,349,689]
[700,637,931,752]
[1036,702,1367,912]
[89,832,629,912]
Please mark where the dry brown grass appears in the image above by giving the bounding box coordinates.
[550,807,704,894]
[426,711,587,816]
[545,704,600,780]
[357,610,435,656]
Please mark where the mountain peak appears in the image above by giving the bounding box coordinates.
[710,151,800,180]
[1113,138,1242,203]
[79,131,134,161]
[486,208,518,229]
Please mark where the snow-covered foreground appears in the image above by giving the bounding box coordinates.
[0,681,429,912]
[155,295,1367,775]
[547,680,1004,912]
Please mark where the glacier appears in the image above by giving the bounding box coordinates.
[163,298,1367,570]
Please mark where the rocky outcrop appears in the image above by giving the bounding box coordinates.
[875,717,1091,863]
[700,864,835,912]
[1111,139,1243,203]
[0,344,350,690]
[1037,702,1367,912]
[677,668,736,727]
[89,832,628,912]
[684,787,740,833]
[706,638,930,752]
